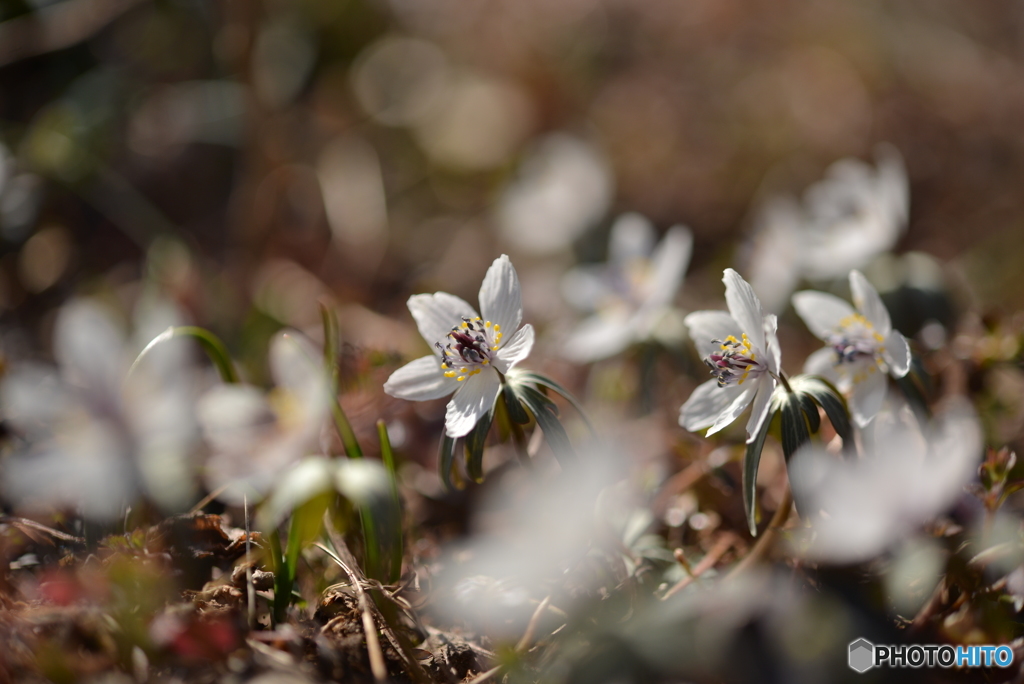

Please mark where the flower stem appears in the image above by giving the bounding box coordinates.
[773,370,794,394]
[726,484,793,580]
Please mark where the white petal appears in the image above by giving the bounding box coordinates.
[562,315,634,363]
[850,270,891,334]
[679,379,745,431]
[384,355,458,401]
[791,290,856,340]
[408,292,479,350]
[478,255,522,336]
[608,212,657,265]
[561,265,612,312]
[849,364,887,427]
[882,330,911,378]
[53,299,126,399]
[707,384,757,436]
[723,268,766,352]
[744,376,776,442]
[763,313,782,374]
[641,225,693,310]
[684,310,741,359]
[445,371,501,437]
[494,324,535,373]
[803,347,841,385]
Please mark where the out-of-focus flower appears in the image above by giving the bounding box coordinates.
[789,399,980,563]
[0,141,44,243]
[679,269,781,441]
[384,255,535,438]
[198,332,328,504]
[497,134,613,255]
[561,213,693,363]
[745,145,909,312]
[793,270,911,426]
[0,299,197,520]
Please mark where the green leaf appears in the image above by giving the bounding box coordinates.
[743,405,776,537]
[511,371,594,433]
[791,375,853,453]
[502,382,531,425]
[779,393,811,461]
[438,434,459,492]
[515,384,575,466]
[131,325,240,384]
[377,420,404,584]
[797,392,821,434]
[464,407,494,483]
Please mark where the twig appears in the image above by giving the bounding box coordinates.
[663,532,739,599]
[515,595,550,654]
[908,577,947,636]
[0,516,84,544]
[244,494,255,631]
[323,545,388,682]
[726,485,793,580]
[466,665,503,684]
[320,515,433,684]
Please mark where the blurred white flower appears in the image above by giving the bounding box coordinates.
[0,141,44,243]
[789,399,980,563]
[679,269,781,442]
[793,270,911,426]
[384,255,534,438]
[497,134,613,255]
[198,332,329,504]
[561,213,693,363]
[745,145,909,312]
[0,298,198,520]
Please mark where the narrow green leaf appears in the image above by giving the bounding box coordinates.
[320,303,341,392]
[743,406,775,537]
[502,382,531,425]
[780,394,811,461]
[797,392,821,434]
[795,375,854,454]
[464,408,494,483]
[513,371,594,433]
[516,384,575,466]
[131,325,240,384]
[438,434,459,492]
[377,420,404,584]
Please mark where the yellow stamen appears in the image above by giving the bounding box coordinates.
[457,376,466,381]
[494,324,501,331]
[444,371,456,378]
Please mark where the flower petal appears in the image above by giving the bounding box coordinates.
[563,314,634,363]
[684,310,741,359]
[641,225,693,310]
[723,268,766,352]
[791,290,856,340]
[849,270,891,335]
[848,364,887,427]
[707,384,757,436]
[744,376,777,442]
[478,255,522,336]
[608,212,656,265]
[679,379,746,431]
[803,346,841,384]
[882,330,911,378]
[445,371,501,437]
[384,355,458,401]
[494,324,535,373]
[763,313,782,374]
[408,292,479,351]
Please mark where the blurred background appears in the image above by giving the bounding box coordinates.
[2,0,1024,355]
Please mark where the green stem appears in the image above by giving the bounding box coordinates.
[377,420,404,584]
[773,370,794,394]
[130,325,240,384]
[269,529,289,626]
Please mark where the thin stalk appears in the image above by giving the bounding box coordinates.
[377,420,404,584]
[726,485,793,580]
[269,529,288,626]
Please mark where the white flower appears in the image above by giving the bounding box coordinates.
[0,298,198,520]
[789,399,980,563]
[744,145,909,312]
[198,331,329,504]
[384,255,535,438]
[792,270,910,427]
[679,269,781,441]
[561,213,693,363]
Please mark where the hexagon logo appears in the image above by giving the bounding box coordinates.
[848,638,875,673]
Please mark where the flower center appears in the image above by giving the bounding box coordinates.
[704,333,766,387]
[436,317,503,382]
[826,313,885,364]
